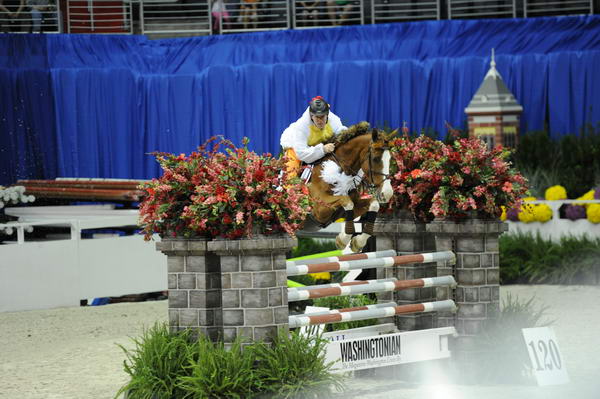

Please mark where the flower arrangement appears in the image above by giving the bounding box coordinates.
[138,137,311,240]
[588,204,600,223]
[544,185,567,201]
[389,134,528,222]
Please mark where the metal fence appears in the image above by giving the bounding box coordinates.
[292,0,364,29]
[372,0,440,24]
[1,1,61,33]
[448,0,516,19]
[139,0,210,35]
[524,0,594,17]
[1,0,597,35]
[220,0,290,34]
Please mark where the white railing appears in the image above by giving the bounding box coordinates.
[448,0,516,19]
[371,0,440,24]
[292,0,363,29]
[0,2,61,33]
[221,0,290,33]
[0,207,166,312]
[139,0,210,35]
[507,199,600,241]
[523,0,593,17]
[65,0,133,33]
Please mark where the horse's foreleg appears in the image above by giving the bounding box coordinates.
[350,200,380,253]
[335,202,355,250]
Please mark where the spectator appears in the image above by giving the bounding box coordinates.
[298,0,320,27]
[211,0,230,34]
[239,0,259,29]
[0,0,25,32]
[326,0,355,26]
[28,0,57,33]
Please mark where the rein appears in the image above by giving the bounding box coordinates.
[328,144,390,197]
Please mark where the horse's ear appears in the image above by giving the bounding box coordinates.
[385,129,399,141]
[371,129,379,142]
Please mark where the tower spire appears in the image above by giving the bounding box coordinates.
[485,48,500,80]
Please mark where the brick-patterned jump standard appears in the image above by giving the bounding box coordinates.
[286,251,455,276]
[289,300,457,328]
[288,276,457,301]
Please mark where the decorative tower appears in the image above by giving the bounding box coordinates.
[465,49,523,149]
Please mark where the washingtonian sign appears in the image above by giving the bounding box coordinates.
[325,327,456,373]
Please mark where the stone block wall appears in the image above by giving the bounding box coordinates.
[158,235,296,344]
[373,217,437,330]
[426,219,507,338]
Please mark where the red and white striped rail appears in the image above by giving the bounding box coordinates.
[287,276,457,302]
[286,251,455,276]
[289,278,397,293]
[286,250,397,268]
[300,301,399,317]
[289,300,457,328]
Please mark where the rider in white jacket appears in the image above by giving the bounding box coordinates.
[280,97,347,173]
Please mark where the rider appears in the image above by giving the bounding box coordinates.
[280,96,347,177]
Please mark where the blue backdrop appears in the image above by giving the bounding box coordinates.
[1,15,600,185]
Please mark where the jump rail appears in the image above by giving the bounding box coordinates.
[289,300,457,328]
[286,249,396,267]
[286,251,455,276]
[288,276,457,301]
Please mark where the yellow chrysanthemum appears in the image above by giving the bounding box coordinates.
[309,272,332,281]
[544,185,567,201]
[587,204,600,224]
[522,196,538,202]
[576,190,596,209]
[500,206,507,221]
[518,204,536,223]
[533,204,553,223]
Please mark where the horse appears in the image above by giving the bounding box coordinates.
[305,122,396,253]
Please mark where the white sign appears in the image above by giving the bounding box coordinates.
[325,327,456,373]
[322,323,397,342]
[522,327,570,386]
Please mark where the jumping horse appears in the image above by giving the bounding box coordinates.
[304,122,396,253]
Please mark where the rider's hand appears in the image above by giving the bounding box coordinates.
[323,143,335,154]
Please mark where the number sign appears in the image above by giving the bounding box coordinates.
[522,327,569,386]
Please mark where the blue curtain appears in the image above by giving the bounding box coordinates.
[1,15,600,185]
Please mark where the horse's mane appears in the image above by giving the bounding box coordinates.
[324,121,371,146]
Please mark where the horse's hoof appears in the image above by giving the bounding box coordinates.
[335,236,346,250]
[350,239,363,253]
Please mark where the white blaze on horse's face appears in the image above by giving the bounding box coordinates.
[378,149,393,203]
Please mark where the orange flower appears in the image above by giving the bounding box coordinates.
[410,169,422,179]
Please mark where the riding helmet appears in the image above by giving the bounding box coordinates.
[309,96,330,116]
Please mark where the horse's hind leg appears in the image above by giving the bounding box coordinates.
[335,202,356,250]
[350,199,379,253]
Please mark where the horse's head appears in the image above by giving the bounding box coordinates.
[361,128,397,203]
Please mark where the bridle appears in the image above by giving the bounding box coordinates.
[329,143,390,198]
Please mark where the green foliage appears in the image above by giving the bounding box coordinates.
[313,295,378,331]
[116,323,193,399]
[500,232,600,285]
[469,294,553,384]
[253,329,345,398]
[514,127,600,198]
[178,336,258,398]
[291,237,337,259]
[117,324,345,399]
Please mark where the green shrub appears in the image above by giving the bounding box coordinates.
[116,323,193,399]
[514,127,600,198]
[178,335,258,398]
[117,324,345,399]
[500,232,600,285]
[468,293,553,384]
[313,295,378,331]
[253,329,345,398]
[291,237,337,259]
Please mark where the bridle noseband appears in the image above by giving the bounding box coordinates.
[329,144,390,197]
